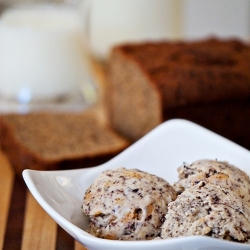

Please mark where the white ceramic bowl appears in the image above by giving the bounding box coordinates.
[23,119,250,250]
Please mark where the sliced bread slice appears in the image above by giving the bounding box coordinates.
[0,111,130,176]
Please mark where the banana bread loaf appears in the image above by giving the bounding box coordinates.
[0,112,130,176]
[107,38,250,144]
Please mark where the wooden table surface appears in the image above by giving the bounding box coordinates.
[0,150,88,250]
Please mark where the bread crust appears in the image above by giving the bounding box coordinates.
[112,38,250,107]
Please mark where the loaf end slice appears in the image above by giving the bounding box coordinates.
[107,45,163,141]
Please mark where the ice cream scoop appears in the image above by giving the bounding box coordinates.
[162,181,250,242]
[82,167,176,240]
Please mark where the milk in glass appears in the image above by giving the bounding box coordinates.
[0,3,89,104]
[90,0,180,60]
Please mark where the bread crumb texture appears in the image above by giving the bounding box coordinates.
[0,112,130,174]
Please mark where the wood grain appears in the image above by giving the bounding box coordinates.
[21,192,57,250]
[0,151,14,250]
[0,150,89,250]
[74,241,88,250]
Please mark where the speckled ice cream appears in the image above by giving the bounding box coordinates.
[82,167,176,240]
[161,181,250,242]
[174,159,250,211]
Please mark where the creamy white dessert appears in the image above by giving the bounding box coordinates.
[161,181,250,242]
[82,167,176,240]
[173,159,250,217]
[82,160,250,243]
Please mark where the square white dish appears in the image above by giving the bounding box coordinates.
[23,119,250,250]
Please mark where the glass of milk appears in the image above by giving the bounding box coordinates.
[0,0,96,113]
[88,0,182,62]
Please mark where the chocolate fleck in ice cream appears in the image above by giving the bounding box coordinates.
[82,167,176,240]
[161,181,250,242]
